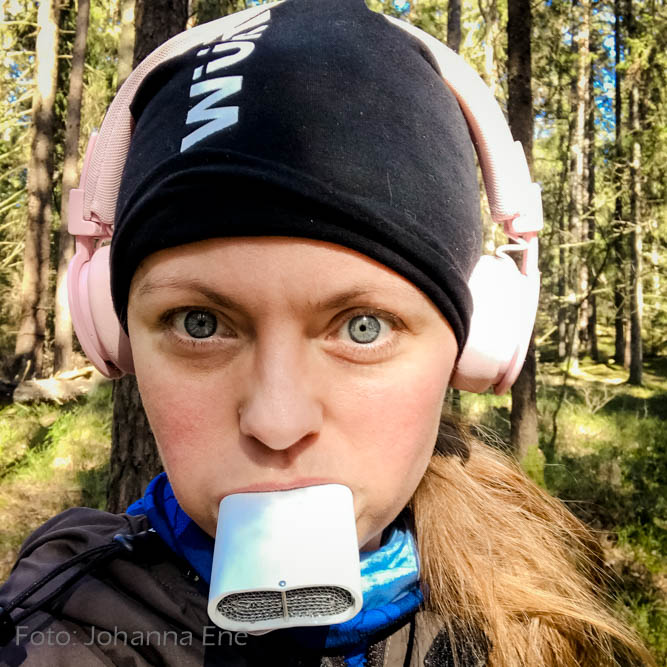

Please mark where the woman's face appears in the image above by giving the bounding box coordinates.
[127,237,458,550]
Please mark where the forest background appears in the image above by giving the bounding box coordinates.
[0,0,665,662]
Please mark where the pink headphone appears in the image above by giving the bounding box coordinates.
[67,3,542,394]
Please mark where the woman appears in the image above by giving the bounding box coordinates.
[0,0,655,665]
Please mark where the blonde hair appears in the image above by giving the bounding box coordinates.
[408,416,656,667]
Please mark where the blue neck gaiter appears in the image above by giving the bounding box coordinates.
[128,473,423,659]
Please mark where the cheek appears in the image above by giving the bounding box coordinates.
[339,354,449,546]
[393,362,447,424]
[332,351,451,478]
[381,371,445,474]
[135,366,230,473]
[361,357,448,437]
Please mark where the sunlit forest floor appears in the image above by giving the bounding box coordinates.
[0,355,665,663]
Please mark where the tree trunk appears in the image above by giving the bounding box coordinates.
[628,168,643,384]
[54,0,90,373]
[507,0,537,459]
[585,33,599,362]
[117,0,136,89]
[107,376,165,513]
[447,0,462,53]
[627,0,643,385]
[133,0,189,64]
[614,284,625,366]
[13,0,61,381]
[510,336,539,460]
[647,237,660,356]
[567,0,590,373]
[612,0,626,366]
[107,0,189,512]
[554,69,570,362]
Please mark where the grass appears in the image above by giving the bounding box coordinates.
[0,382,112,578]
[0,359,665,663]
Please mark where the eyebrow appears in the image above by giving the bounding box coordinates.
[135,277,246,311]
[133,277,412,313]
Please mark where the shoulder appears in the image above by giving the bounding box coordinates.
[0,508,209,666]
[17,506,148,556]
[1,507,150,600]
[19,506,148,549]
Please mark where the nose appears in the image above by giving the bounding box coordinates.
[238,339,323,451]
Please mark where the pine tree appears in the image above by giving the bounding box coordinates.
[507,0,538,459]
[13,0,61,380]
[54,0,91,373]
[626,0,643,385]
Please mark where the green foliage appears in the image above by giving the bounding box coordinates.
[463,358,666,663]
[546,423,665,537]
[608,525,667,665]
[0,382,112,579]
[82,0,121,117]
[0,381,112,479]
[530,0,667,368]
[191,0,248,24]
[0,402,57,474]
[519,443,546,488]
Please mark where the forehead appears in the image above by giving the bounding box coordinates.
[130,237,430,308]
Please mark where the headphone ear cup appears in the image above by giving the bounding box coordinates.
[87,245,134,376]
[68,244,133,378]
[450,255,537,394]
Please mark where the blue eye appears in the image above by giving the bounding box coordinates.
[347,315,381,344]
[183,310,217,338]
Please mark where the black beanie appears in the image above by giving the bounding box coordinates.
[111,0,482,351]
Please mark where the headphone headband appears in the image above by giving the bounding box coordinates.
[72,4,543,240]
[68,4,541,392]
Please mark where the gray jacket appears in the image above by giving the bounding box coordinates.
[0,508,489,666]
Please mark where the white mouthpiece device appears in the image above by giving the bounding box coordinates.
[207,483,363,633]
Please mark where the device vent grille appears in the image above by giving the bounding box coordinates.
[286,586,353,618]
[218,591,283,622]
[218,586,354,623]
